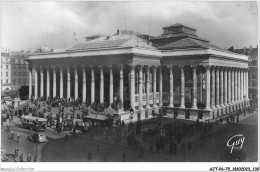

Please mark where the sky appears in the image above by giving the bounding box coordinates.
[1,1,258,52]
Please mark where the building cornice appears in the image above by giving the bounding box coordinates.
[28,47,161,60]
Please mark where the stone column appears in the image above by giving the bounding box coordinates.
[211,66,215,109]
[241,69,244,102]
[191,65,197,109]
[205,65,211,110]
[40,67,44,97]
[82,65,86,103]
[231,68,235,104]
[109,65,114,107]
[152,66,157,108]
[237,68,241,102]
[159,67,163,107]
[220,67,224,107]
[74,66,78,99]
[215,67,220,108]
[224,67,228,106]
[240,69,244,102]
[234,68,238,103]
[91,66,95,104]
[118,64,124,105]
[145,66,151,109]
[168,65,174,107]
[34,67,38,99]
[180,65,185,108]
[244,69,247,100]
[138,65,143,110]
[246,69,249,101]
[46,68,50,98]
[52,66,56,97]
[60,67,63,98]
[29,67,32,98]
[98,65,104,104]
[129,65,135,109]
[67,67,71,99]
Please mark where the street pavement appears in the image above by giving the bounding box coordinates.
[1,101,258,162]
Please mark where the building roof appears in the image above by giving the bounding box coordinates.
[67,33,156,52]
[159,37,221,50]
[228,46,258,61]
[162,23,196,31]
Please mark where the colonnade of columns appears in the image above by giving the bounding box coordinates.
[28,64,249,112]
[165,65,249,110]
[28,64,161,111]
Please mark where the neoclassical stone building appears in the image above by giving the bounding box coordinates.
[27,23,249,123]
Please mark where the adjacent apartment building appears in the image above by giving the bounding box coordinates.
[1,49,30,97]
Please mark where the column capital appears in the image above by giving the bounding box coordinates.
[215,66,219,71]
[39,66,43,70]
[81,65,86,70]
[51,66,56,70]
[59,66,64,70]
[137,65,143,71]
[178,65,184,69]
[107,64,113,69]
[204,65,211,71]
[73,65,78,70]
[190,65,197,70]
[167,65,173,69]
[117,64,123,70]
[98,65,103,70]
[129,64,135,70]
[66,66,70,71]
[150,65,157,70]
[144,65,150,71]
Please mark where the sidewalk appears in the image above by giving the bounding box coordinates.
[86,110,256,161]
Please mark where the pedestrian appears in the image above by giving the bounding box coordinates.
[17,134,20,143]
[236,116,239,123]
[11,131,14,140]
[19,154,24,162]
[122,151,126,162]
[27,153,31,162]
[87,152,92,161]
[13,148,18,158]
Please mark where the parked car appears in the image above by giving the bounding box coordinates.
[27,132,47,143]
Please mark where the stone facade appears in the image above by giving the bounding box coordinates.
[27,23,249,123]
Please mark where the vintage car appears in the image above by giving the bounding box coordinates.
[27,132,47,143]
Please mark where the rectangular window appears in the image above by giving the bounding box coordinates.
[19,72,21,76]
[24,65,26,70]
[6,72,8,76]
[6,65,8,69]
[6,79,8,83]
[19,65,21,69]
[23,72,26,76]
[252,73,257,80]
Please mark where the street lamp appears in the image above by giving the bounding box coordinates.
[34,118,39,162]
